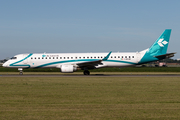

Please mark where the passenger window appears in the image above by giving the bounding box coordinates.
[83,57,85,59]
[71,57,73,59]
[118,56,120,58]
[129,56,131,58]
[49,57,51,59]
[31,57,33,59]
[132,56,134,58]
[114,56,116,58]
[67,57,69,59]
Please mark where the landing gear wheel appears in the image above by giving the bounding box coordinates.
[83,70,90,75]
[19,72,23,75]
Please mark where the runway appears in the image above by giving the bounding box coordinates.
[1,74,180,77]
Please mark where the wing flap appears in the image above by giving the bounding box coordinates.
[77,60,102,69]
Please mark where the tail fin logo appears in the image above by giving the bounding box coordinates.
[158,39,168,47]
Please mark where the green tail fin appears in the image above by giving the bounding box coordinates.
[139,29,172,64]
[148,29,171,56]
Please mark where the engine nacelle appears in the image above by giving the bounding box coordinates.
[60,64,77,73]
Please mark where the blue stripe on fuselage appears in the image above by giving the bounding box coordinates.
[9,54,33,68]
[34,59,136,68]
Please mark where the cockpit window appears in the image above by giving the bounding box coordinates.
[11,57,17,60]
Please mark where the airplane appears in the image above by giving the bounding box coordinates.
[3,29,175,75]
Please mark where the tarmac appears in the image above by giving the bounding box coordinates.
[1,74,180,77]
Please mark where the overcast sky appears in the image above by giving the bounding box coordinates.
[0,0,180,59]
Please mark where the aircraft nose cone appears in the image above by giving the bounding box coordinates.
[2,63,6,67]
[2,63,7,67]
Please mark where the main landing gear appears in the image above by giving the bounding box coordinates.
[83,70,90,75]
[18,68,23,75]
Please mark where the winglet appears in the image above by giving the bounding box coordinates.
[102,51,112,61]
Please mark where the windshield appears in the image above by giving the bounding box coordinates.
[10,57,17,60]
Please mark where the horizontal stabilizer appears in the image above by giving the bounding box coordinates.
[154,52,176,59]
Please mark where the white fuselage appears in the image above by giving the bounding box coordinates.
[3,52,143,69]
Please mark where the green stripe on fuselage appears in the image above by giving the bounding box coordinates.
[35,59,136,68]
[10,54,33,68]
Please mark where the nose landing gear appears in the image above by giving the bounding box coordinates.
[18,68,23,75]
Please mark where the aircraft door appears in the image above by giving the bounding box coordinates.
[23,54,28,64]
[136,52,141,63]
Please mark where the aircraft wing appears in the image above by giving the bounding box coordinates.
[154,52,176,59]
[76,51,112,69]
[77,60,102,69]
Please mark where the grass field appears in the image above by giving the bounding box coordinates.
[1,77,180,120]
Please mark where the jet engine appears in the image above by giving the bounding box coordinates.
[60,64,77,73]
